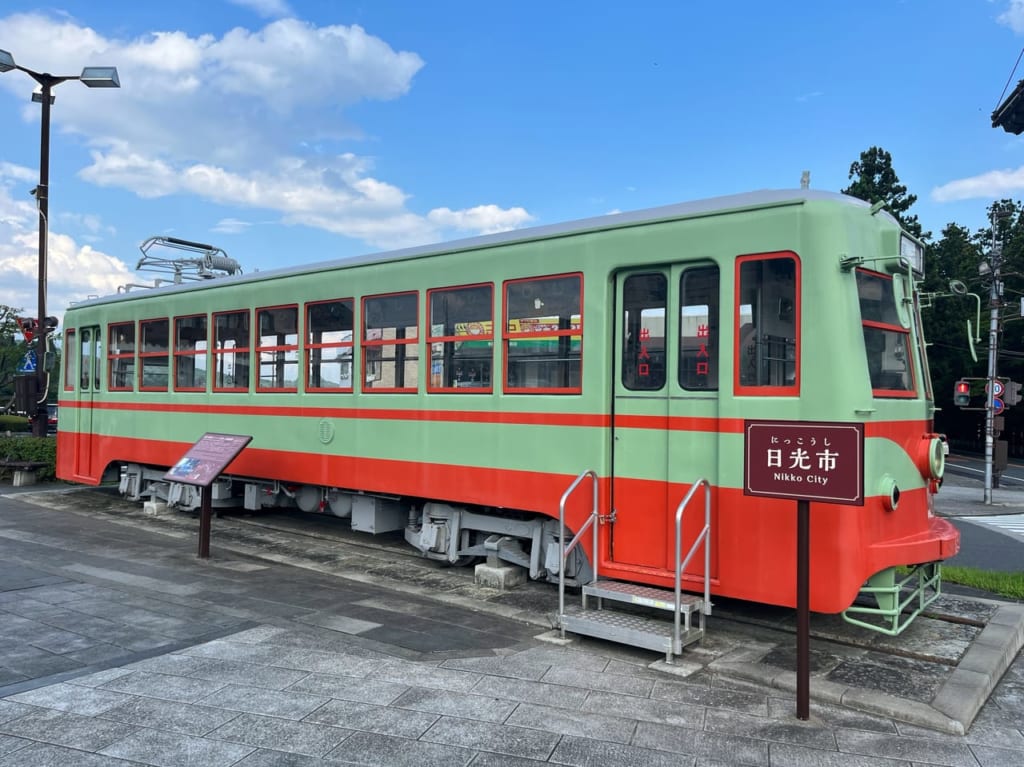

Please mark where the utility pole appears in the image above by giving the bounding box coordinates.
[983,215,1004,504]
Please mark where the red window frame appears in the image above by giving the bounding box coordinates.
[362,291,419,394]
[256,304,299,393]
[174,314,209,393]
[139,318,170,392]
[213,309,251,393]
[734,252,801,397]
[427,283,494,394]
[857,268,917,399]
[305,298,354,393]
[502,272,583,395]
[63,329,76,391]
[107,322,136,391]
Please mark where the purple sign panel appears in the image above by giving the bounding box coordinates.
[163,433,253,488]
[744,421,864,505]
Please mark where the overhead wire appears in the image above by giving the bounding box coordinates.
[997,47,1024,110]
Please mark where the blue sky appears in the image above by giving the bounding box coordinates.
[2,0,1024,321]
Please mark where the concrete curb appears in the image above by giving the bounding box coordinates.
[930,604,1024,727]
[711,603,1024,736]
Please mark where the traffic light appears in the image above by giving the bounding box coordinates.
[42,316,59,334]
[1006,380,1023,407]
[954,379,971,407]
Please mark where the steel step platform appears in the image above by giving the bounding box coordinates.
[560,603,704,655]
[582,579,704,614]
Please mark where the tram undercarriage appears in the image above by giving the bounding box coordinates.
[118,462,592,586]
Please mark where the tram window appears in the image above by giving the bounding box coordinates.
[63,329,76,391]
[306,299,354,392]
[363,292,419,392]
[79,329,93,391]
[622,273,666,391]
[214,310,251,392]
[93,334,103,390]
[857,270,914,395]
[107,322,136,391]
[257,305,299,392]
[505,274,582,393]
[174,314,208,392]
[140,319,169,390]
[428,284,493,393]
[736,254,798,392]
[679,266,719,390]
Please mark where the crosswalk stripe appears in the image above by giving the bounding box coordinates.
[966,514,1024,543]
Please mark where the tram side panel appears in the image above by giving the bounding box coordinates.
[55,192,958,616]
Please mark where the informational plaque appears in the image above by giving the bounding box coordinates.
[742,419,865,722]
[163,433,252,488]
[744,420,864,505]
[164,433,252,560]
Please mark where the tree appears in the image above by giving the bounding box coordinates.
[0,305,29,411]
[921,224,985,439]
[842,146,925,240]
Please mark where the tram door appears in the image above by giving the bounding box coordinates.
[611,265,720,573]
[73,326,100,480]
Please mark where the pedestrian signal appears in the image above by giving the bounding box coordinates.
[954,379,971,407]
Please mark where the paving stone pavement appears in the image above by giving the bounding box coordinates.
[0,482,1022,766]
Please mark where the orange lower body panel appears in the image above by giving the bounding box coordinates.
[57,431,958,615]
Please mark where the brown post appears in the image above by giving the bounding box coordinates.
[796,498,810,720]
[197,485,213,559]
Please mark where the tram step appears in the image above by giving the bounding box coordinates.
[560,603,704,655]
[582,579,703,614]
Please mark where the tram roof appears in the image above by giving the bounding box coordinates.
[74,188,882,308]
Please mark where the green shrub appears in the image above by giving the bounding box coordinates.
[0,436,57,481]
[0,414,31,433]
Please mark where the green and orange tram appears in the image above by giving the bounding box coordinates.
[56,189,958,635]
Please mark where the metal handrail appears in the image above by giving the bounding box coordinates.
[673,478,712,651]
[558,469,599,639]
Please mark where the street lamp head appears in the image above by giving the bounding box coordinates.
[949,279,968,295]
[0,49,14,72]
[80,66,119,88]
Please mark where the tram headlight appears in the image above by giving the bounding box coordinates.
[919,434,946,481]
[879,476,900,512]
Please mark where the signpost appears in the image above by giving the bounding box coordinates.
[16,350,36,374]
[744,420,865,720]
[163,433,252,559]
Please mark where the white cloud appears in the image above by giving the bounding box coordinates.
[229,0,294,19]
[212,218,252,234]
[0,13,535,253]
[998,0,1024,34]
[0,168,133,317]
[0,162,37,183]
[931,166,1024,201]
[427,205,535,235]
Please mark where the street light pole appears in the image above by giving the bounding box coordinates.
[0,50,119,437]
[984,247,1000,505]
[983,213,1004,505]
[34,80,53,439]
